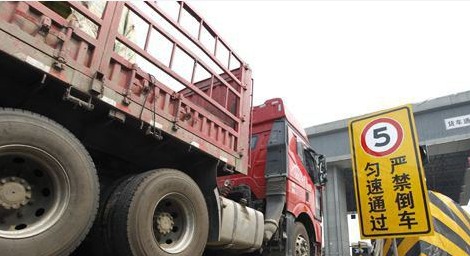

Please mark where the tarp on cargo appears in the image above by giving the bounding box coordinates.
[380,191,470,256]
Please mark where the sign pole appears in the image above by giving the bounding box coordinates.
[392,238,398,256]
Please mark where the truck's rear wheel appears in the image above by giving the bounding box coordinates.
[105,168,209,256]
[0,109,99,256]
[293,222,311,256]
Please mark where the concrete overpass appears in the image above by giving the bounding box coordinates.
[306,90,470,255]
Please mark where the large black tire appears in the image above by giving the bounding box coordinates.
[72,174,134,256]
[0,109,99,256]
[104,169,209,256]
[293,222,311,256]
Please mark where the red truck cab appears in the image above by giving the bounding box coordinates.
[217,98,327,255]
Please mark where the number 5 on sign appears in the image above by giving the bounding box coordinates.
[348,105,434,239]
[361,118,403,157]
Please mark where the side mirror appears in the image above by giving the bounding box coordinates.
[307,149,327,186]
[316,154,327,186]
[419,145,429,165]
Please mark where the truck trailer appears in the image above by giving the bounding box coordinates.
[0,2,326,255]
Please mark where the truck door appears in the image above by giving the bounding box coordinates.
[285,131,313,214]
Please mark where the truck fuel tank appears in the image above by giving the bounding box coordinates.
[207,197,264,252]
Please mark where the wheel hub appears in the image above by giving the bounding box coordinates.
[156,212,174,235]
[0,177,31,210]
[153,193,196,254]
[295,235,309,256]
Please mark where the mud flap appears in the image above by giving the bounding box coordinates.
[265,212,295,256]
[284,212,295,256]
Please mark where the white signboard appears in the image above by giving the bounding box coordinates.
[444,114,470,130]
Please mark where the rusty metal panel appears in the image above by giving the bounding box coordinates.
[0,1,252,173]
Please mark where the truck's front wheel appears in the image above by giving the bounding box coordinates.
[0,109,99,256]
[293,222,311,256]
[104,168,209,256]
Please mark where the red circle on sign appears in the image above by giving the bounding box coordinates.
[360,117,403,157]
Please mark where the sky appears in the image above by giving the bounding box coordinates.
[188,0,470,244]
[190,1,470,128]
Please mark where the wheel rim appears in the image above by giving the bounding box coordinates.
[295,234,309,256]
[0,144,70,238]
[153,192,196,254]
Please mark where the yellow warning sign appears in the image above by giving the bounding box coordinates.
[349,105,434,239]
